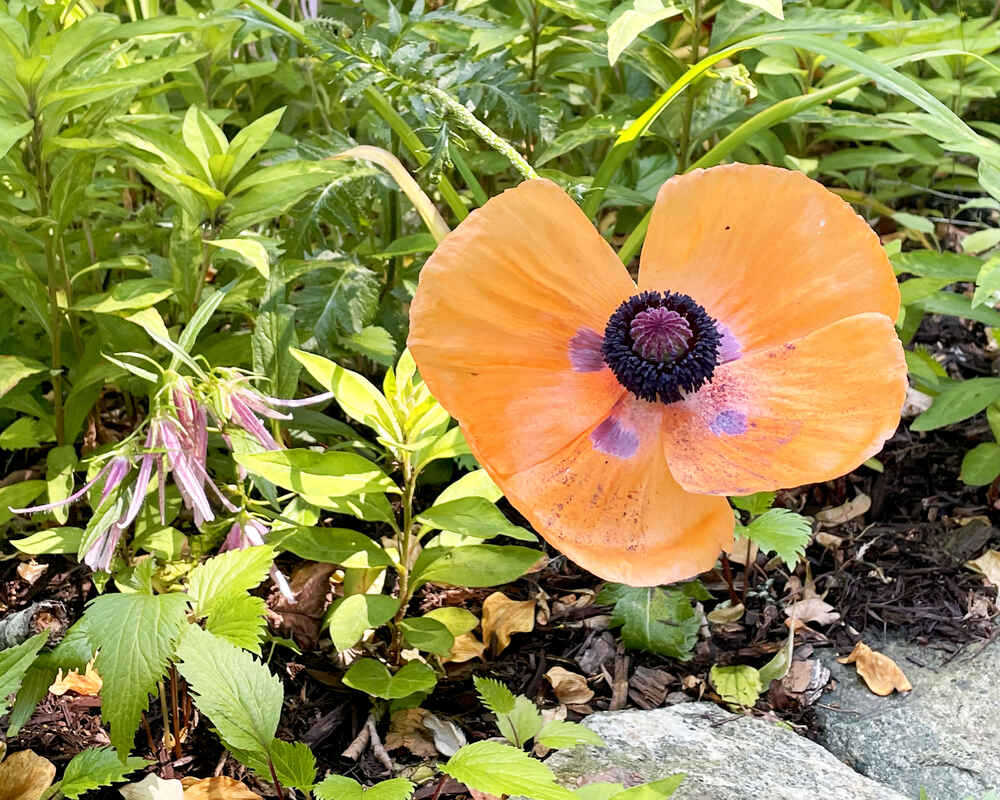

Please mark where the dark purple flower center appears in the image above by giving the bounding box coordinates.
[603,291,721,404]
[629,307,692,362]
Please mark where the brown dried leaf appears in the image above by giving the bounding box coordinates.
[445,633,486,663]
[785,597,840,626]
[707,603,745,624]
[967,549,1000,586]
[837,642,912,696]
[385,708,437,758]
[0,750,56,800]
[183,777,263,800]
[49,656,102,696]
[815,493,871,526]
[481,592,535,655]
[16,560,47,585]
[545,666,594,704]
[120,774,185,800]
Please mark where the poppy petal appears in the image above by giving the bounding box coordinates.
[661,313,906,495]
[479,395,734,586]
[639,164,900,354]
[409,179,636,474]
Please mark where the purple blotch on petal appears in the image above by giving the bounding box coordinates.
[591,416,640,459]
[709,409,748,436]
[715,321,742,364]
[569,327,606,372]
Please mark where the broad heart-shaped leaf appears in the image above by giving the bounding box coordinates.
[328,594,400,652]
[175,624,282,755]
[444,740,576,800]
[204,593,268,654]
[416,498,536,542]
[535,720,605,749]
[598,585,698,660]
[342,658,437,699]
[912,378,1000,431]
[961,443,1000,487]
[187,545,275,616]
[399,617,454,656]
[744,508,811,569]
[84,592,190,757]
[273,526,390,568]
[709,664,763,707]
[314,775,415,800]
[473,675,516,715]
[410,545,541,591]
[59,747,147,798]
[290,348,402,441]
[228,738,316,792]
[236,449,399,499]
[0,632,48,717]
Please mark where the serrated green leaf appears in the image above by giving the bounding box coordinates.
[473,675,516,715]
[175,624,283,755]
[497,695,543,747]
[229,738,316,792]
[314,776,415,800]
[599,585,699,660]
[417,497,535,542]
[744,508,810,569]
[709,664,763,707]
[84,592,190,757]
[328,594,400,652]
[204,593,268,654]
[187,545,275,616]
[60,747,147,798]
[444,741,576,800]
[535,720,605,749]
[342,658,437,699]
[315,264,380,339]
[0,632,48,717]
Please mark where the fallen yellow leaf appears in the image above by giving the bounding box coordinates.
[0,750,56,800]
[967,549,1000,587]
[837,641,912,696]
[183,777,263,800]
[545,666,594,705]
[481,592,535,655]
[50,656,102,697]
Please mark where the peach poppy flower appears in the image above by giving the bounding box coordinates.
[408,164,906,586]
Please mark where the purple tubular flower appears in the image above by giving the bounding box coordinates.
[84,522,124,571]
[229,394,281,450]
[159,419,214,524]
[10,455,130,515]
[238,391,292,421]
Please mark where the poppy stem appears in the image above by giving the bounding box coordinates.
[719,553,740,606]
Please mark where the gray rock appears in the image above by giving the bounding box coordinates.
[545,703,908,800]
[816,637,1000,800]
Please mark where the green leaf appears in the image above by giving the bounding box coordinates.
[961,443,1000,486]
[226,108,286,187]
[424,607,478,637]
[207,238,270,279]
[0,118,32,160]
[252,306,300,401]
[45,445,77,525]
[372,233,437,258]
[607,0,684,65]
[709,664,763,707]
[0,632,48,717]
[416,497,535,542]
[291,348,402,440]
[730,491,775,517]
[444,741,576,800]
[187,545,275,617]
[733,0,782,19]
[274,527,390,568]
[536,720,605,749]
[915,292,1000,326]
[175,624,282,755]
[497,695,544,747]
[973,256,1000,309]
[342,658,438,699]
[399,617,454,656]
[0,417,54,450]
[182,106,227,180]
[912,378,1000,431]
[963,228,1000,256]
[328,594,400,652]
[611,776,685,800]
[414,426,471,473]
[236,449,399,499]
[891,250,981,281]
[230,738,316,792]
[11,526,84,555]
[315,263,381,339]
[74,278,175,313]
[204,593,268,654]
[744,508,811,569]
[342,326,397,366]
[598,585,699,660]
[0,354,46,399]
[84,592,190,757]
[0,480,47,525]
[473,675,516,715]
[314,776,415,800]
[410,545,541,591]
[60,747,147,798]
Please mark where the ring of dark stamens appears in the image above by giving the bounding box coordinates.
[602,291,721,404]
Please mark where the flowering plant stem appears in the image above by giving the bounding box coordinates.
[390,451,418,665]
